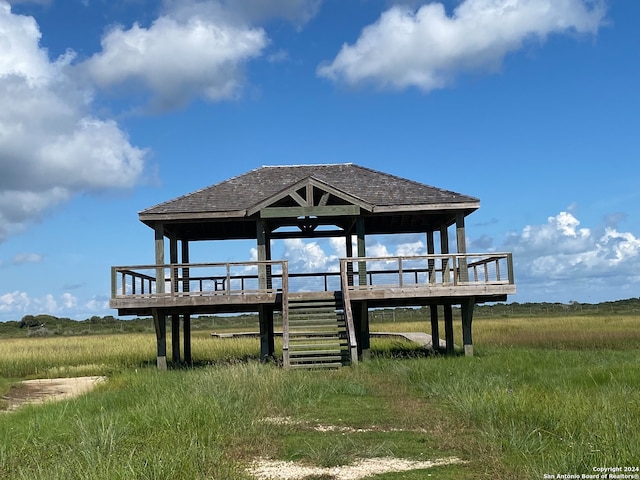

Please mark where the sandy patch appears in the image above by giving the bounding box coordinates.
[260,416,428,434]
[2,376,106,412]
[251,417,466,478]
[247,456,465,479]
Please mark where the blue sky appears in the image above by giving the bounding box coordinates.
[0,0,638,321]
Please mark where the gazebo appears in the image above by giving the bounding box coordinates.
[110,164,515,368]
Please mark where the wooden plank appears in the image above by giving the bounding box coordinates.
[260,205,360,218]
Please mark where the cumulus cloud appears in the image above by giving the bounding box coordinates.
[318,0,606,91]
[283,238,339,272]
[0,290,77,317]
[501,211,640,300]
[83,1,269,110]
[0,2,146,241]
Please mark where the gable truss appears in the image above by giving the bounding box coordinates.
[247,177,373,219]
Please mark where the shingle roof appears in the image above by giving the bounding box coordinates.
[140,164,479,217]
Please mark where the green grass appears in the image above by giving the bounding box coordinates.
[1,314,639,479]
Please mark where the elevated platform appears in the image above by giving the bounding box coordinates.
[110,254,514,367]
[110,254,515,316]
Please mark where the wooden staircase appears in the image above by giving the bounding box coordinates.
[284,295,351,369]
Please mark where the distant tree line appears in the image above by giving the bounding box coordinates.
[1,298,638,338]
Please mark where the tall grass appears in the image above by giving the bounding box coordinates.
[0,333,267,379]
[1,314,639,479]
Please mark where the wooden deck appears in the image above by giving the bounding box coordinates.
[110,253,515,315]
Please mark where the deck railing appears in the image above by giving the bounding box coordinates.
[339,253,514,290]
[111,253,514,299]
[111,261,288,298]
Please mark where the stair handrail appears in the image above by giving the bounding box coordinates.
[340,259,359,365]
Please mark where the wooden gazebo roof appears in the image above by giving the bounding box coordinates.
[139,164,480,240]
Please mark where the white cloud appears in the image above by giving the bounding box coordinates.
[12,252,43,265]
[283,238,338,272]
[0,3,147,241]
[500,211,640,301]
[318,0,606,91]
[84,1,268,110]
[0,290,73,316]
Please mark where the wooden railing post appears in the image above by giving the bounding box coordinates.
[281,261,290,368]
[507,253,514,284]
[111,267,117,298]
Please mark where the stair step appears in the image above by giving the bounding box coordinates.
[289,344,344,351]
[289,347,343,355]
[288,362,343,369]
[290,318,344,324]
[289,354,344,363]
[289,302,338,307]
[290,324,342,330]
[289,337,346,343]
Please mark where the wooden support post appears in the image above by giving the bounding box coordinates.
[345,230,354,286]
[183,314,192,365]
[257,220,275,361]
[259,305,275,361]
[152,309,167,370]
[181,240,191,365]
[439,225,450,283]
[256,220,272,289]
[429,305,440,352]
[353,301,370,360]
[444,303,454,356]
[171,314,180,364]
[461,297,475,357]
[169,236,180,364]
[426,231,436,284]
[356,217,366,287]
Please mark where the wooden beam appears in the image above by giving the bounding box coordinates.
[357,217,366,287]
[444,303,454,356]
[259,305,275,361]
[260,205,360,218]
[152,309,167,370]
[289,190,307,207]
[181,240,191,365]
[429,305,440,351]
[306,183,314,206]
[171,314,180,364]
[461,297,475,357]
[318,192,330,206]
[270,229,345,240]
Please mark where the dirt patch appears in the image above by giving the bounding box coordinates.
[2,376,106,412]
[252,418,466,479]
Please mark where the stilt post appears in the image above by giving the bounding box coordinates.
[461,297,475,356]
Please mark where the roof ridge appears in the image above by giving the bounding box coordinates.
[260,163,353,168]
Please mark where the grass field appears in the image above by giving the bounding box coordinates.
[1,313,639,479]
